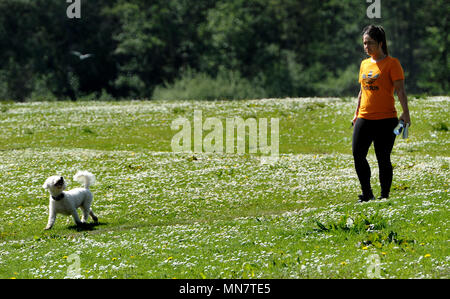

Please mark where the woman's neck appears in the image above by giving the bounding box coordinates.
[371,52,387,62]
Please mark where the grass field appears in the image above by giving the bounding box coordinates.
[0,96,448,279]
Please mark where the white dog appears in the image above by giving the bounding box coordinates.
[42,171,98,230]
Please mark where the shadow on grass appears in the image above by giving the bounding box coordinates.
[67,222,108,232]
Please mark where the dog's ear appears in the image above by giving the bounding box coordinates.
[42,179,49,189]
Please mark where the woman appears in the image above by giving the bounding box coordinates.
[352,25,411,202]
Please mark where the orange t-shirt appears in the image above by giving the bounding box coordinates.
[358,56,404,120]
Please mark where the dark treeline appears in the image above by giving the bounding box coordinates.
[0,0,448,101]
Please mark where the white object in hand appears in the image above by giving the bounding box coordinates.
[393,120,404,135]
[402,123,409,139]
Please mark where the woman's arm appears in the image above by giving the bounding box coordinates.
[353,88,362,125]
[394,79,411,126]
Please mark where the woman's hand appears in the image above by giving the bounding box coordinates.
[399,111,411,126]
[352,114,358,125]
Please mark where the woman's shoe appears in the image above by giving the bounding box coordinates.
[358,194,375,202]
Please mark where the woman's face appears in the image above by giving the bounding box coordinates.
[363,34,383,57]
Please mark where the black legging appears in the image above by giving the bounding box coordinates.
[352,117,398,198]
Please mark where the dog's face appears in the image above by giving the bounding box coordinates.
[43,176,67,194]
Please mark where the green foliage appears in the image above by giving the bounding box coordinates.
[152,68,267,100]
[0,0,448,101]
[312,64,360,97]
[315,212,416,250]
[315,212,387,234]
[432,122,448,132]
[0,58,34,101]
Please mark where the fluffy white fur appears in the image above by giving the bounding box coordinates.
[42,171,98,230]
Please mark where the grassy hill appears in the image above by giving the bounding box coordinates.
[0,97,448,278]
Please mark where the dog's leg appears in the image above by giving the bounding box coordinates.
[80,206,89,223]
[71,209,83,227]
[89,209,98,224]
[45,210,56,230]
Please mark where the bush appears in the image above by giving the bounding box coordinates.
[0,58,34,102]
[312,64,360,97]
[26,74,58,102]
[152,68,267,101]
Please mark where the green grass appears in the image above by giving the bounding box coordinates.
[0,96,448,279]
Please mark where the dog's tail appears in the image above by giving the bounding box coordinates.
[73,171,96,189]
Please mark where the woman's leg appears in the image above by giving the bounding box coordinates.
[373,118,398,198]
[352,118,374,198]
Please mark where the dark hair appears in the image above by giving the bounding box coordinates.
[362,25,388,56]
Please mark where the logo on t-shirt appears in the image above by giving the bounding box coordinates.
[362,71,379,90]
